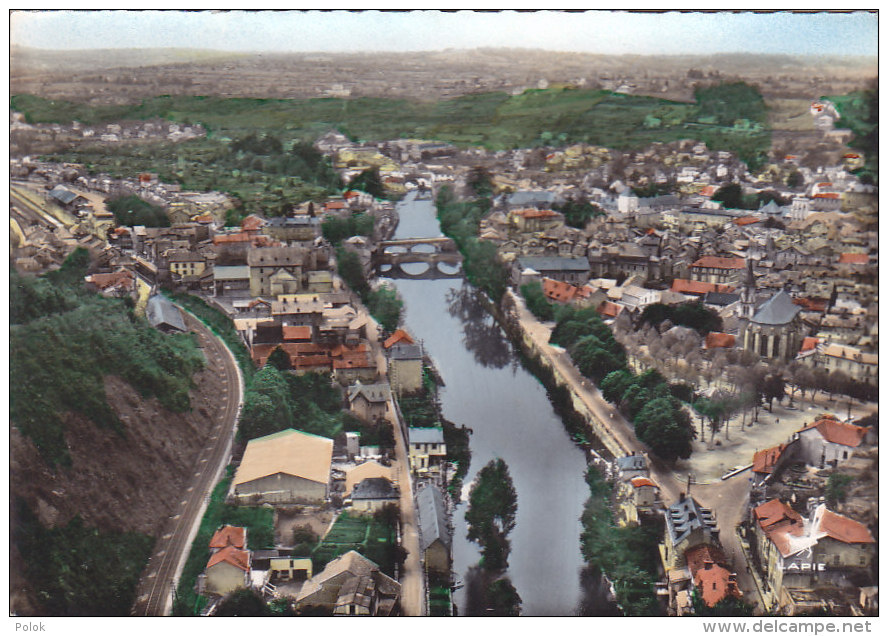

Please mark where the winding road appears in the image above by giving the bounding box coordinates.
[131,307,243,616]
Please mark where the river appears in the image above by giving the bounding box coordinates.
[382,191,606,616]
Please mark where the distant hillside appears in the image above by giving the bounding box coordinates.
[12,81,772,169]
[10,46,876,106]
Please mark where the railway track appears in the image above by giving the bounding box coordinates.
[131,309,243,616]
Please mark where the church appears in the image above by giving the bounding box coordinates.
[739,261,803,361]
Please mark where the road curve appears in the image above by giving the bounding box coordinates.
[131,306,243,616]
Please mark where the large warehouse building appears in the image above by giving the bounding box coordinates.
[232,429,334,504]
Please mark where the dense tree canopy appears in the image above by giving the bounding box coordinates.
[466,458,518,571]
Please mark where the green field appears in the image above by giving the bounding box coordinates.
[311,511,398,577]
[827,87,878,183]
[12,82,771,175]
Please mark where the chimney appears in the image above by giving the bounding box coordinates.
[704,560,713,571]
[687,473,693,495]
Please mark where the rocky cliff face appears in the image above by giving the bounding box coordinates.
[10,367,225,613]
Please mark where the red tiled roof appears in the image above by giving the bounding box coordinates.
[241,215,265,232]
[213,232,253,245]
[596,301,624,318]
[542,277,578,303]
[705,332,735,349]
[800,419,868,448]
[282,326,312,341]
[630,477,658,489]
[207,545,250,572]
[699,185,718,197]
[209,525,246,550]
[694,562,741,608]
[86,270,134,291]
[344,190,360,200]
[818,509,875,544]
[671,279,737,296]
[813,193,840,199]
[734,216,761,226]
[325,200,347,210]
[843,153,861,159]
[800,337,820,352]
[512,208,560,219]
[752,444,786,475]
[793,297,827,312]
[838,253,869,264]
[816,182,833,187]
[754,498,803,531]
[691,256,746,270]
[685,544,727,577]
[194,214,214,224]
[383,329,414,349]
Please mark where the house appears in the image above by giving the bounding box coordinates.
[213,265,251,296]
[146,293,187,333]
[295,550,400,616]
[690,256,746,285]
[704,332,736,350]
[251,550,313,583]
[344,461,396,497]
[247,246,306,297]
[265,215,321,242]
[751,443,791,485]
[209,525,246,552]
[417,484,452,575]
[205,546,251,596]
[48,184,89,209]
[512,256,590,286]
[507,208,564,234]
[671,278,737,298]
[752,499,876,612]
[616,476,661,526]
[407,427,447,481]
[383,329,414,349]
[233,429,333,504]
[686,544,741,609]
[84,269,136,297]
[792,416,870,468]
[348,477,399,515]
[387,342,424,395]
[804,343,877,384]
[661,495,719,572]
[347,381,391,423]
[167,249,207,280]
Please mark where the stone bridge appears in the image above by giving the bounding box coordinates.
[373,236,463,280]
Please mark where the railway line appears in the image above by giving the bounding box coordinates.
[131,308,243,616]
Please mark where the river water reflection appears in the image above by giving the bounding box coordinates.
[383,192,597,615]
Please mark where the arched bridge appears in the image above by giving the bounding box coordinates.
[373,236,463,280]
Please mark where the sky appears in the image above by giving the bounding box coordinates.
[9,9,879,57]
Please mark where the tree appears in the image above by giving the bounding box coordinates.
[266,345,291,371]
[762,372,786,411]
[569,335,626,383]
[367,285,403,333]
[825,472,854,505]
[336,248,369,297]
[520,281,555,321]
[484,578,522,616]
[348,167,384,198]
[601,369,636,404]
[466,459,518,572]
[214,588,270,616]
[635,397,695,462]
[711,183,744,209]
